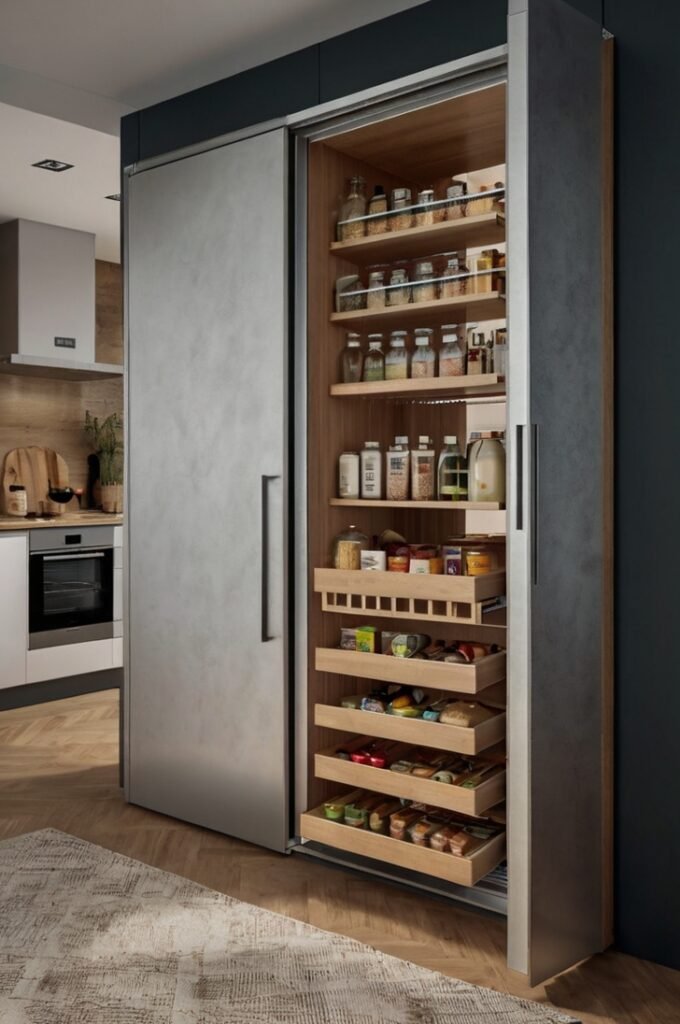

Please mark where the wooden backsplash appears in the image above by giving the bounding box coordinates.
[0,260,123,506]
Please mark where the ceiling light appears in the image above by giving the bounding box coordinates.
[105,194,121,201]
[32,159,74,172]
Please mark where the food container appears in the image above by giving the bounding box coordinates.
[411,328,436,377]
[367,185,388,235]
[389,188,414,232]
[442,544,463,576]
[340,627,357,650]
[356,625,377,653]
[350,749,372,765]
[360,441,382,499]
[7,484,27,517]
[362,335,385,382]
[465,549,493,576]
[385,331,409,379]
[380,630,399,654]
[410,437,435,501]
[338,451,360,499]
[467,431,506,503]
[336,275,366,312]
[368,749,388,769]
[440,256,466,298]
[391,633,430,658]
[332,525,369,570]
[367,269,386,309]
[446,179,467,220]
[324,800,346,821]
[387,268,411,307]
[412,260,437,304]
[360,550,386,571]
[415,189,436,227]
[337,176,367,241]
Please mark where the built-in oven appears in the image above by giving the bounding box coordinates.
[29,526,116,649]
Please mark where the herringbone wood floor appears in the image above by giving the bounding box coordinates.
[0,690,677,1023]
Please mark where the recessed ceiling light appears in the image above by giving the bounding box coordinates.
[32,159,74,172]
[105,194,121,201]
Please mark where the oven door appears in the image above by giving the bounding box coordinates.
[29,547,114,649]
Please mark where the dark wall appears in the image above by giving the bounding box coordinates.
[121,0,680,972]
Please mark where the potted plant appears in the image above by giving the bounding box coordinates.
[84,411,124,513]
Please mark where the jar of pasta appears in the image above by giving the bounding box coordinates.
[367,269,386,309]
[415,189,436,227]
[440,255,466,298]
[411,328,436,377]
[385,332,409,379]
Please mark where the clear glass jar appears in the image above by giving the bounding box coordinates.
[439,325,465,377]
[367,185,388,235]
[412,260,437,303]
[389,188,414,232]
[336,275,366,313]
[467,184,494,217]
[411,436,435,501]
[440,256,466,298]
[387,267,411,306]
[415,189,436,227]
[385,332,409,380]
[494,328,507,377]
[341,333,363,383]
[437,435,468,501]
[362,335,385,382]
[446,179,467,220]
[468,432,506,503]
[338,451,360,499]
[360,441,382,499]
[471,251,494,294]
[386,437,410,501]
[332,525,370,570]
[337,176,367,241]
[466,346,483,376]
[366,268,386,309]
[411,328,436,378]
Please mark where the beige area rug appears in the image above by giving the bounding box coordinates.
[0,829,577,1023]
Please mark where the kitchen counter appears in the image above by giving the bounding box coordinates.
[0,511,123,531]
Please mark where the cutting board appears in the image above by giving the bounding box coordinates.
[2,446,71,516]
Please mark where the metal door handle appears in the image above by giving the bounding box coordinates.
[43,552,106,561]
[261,475,280,642]
[530,424,539,585]
[515,424,525,531]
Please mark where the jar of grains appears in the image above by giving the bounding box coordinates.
[412,260,437,303]
[387,267,411,306]
[389,188,414,232]
[336,275,366,312]
[367,185,388,235]
[341,332,363,383]
[362,335,385,381]
[367,269,386,309]
[411,436,436,501]
[385,331,410,380]
[439,325,466,377]
[440,255,466,298]
[415,189,436,227]
[337,176,367,241]
[386,437,410,501]
[411,328,436,378]
[446,179,467,220]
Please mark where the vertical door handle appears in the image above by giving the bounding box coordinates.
[530,424,539,585]
[261,475,280,642]
[515,424,525,531]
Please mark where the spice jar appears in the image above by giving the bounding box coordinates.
[332,525,370,570]
[366,268,387,309]
[411,436,435,501]
[439,325,465,377]
[360,441,382,499]
[341,333,363,383]
[338,451,360,499]
[385,331,409,380]
[440,255,466,298]
[336,275,366,312]
[367,185,388,235]
[337,176,367,241]
[412,260,437,304]
[389,188,414,232]
[468,431,506,503]
[362,335,385,381]
[387,267,411,307]
[415,189,436,227]
[411,328,436,378]
[386,436,410,501]
[7,484,27,517]
[446,179,467,220]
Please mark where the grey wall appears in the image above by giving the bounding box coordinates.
[121,0,680,972]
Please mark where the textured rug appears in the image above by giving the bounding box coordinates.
[0,829,577,1023]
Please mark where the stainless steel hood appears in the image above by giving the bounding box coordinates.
[0,219,123,380]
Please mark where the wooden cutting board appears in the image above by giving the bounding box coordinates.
[2,446,71,516]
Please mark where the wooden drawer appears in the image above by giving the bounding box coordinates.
[315,647,506,696]
[300,792,506,888]
[314,703,506,756]
[315,744,505,817]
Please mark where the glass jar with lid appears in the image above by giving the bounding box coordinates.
[385,331,409,380]
[411,328,436,378]
[389,188,413,232]
[415,189,436,227]
[438,325,465,377]
[332,525,370,570]
[440,255,466,298]
[362,334,385,382]
[366,267,386,309]
[336,274,366,313]
[411,435,436,501]
[341,332,363,383]
[468,431,506,503]
[437,435,468,501]
[367,185,388,235]
[387,266,411,307]
[337,176,367,241]
[446,179,467,220]
[412,260,437,303]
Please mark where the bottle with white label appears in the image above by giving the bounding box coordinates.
[411,436,435,501]
[338,451,360,499]
[360,441,382,499]
[386,436,410,501]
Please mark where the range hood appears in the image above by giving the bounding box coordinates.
[0,219,123,380]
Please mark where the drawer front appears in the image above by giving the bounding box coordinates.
[27,639,114,683]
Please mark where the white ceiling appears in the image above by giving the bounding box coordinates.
[0,102,120,262]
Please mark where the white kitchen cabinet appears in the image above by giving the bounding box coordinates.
[26,639,115,684]
[0,532,28,689]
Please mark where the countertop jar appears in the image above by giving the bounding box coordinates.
[468,432,506,503]
[415,189,436,227]
[411,328,436,378]
[439,325,465,377]
[337,176,367,241]
[367,185,388,235]
[362,334,385,381]
[387,267,411,307]
[7,484,27,517]
[389,188,413,232]
[332,525,370,570]
[367,268,386,309]
[341,332,363,383]
[412,260,437,304]
[385,331,409,380]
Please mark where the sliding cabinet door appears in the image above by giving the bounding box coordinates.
[125,128,290,852]
[507,0,610,982]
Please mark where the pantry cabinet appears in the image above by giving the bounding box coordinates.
[0,533,28,689]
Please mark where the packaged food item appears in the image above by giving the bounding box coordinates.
[360,550,386,571]
[387,267,411,306]
[440,256,466,298]
[442,544,463,575]
[6,484,27,517]
[341,694,362,709]
[366,269,387,310]
[341,333,363,383]
[389,188,414,232]
[337,176,367,240]
[350,748,372,765]
[412,260,437,303]
[386,436,410,501]
[370,799,403,833]
[423,699,449,722]
[390,760,415,774]
[332,525,369,569]
[445,178,467,220]
[324,800,346,821]
[471,251,494,294]
[468,431,506,503]
[385,331,409,379]
[367,185,388,235]
[391,634,430,658]
[411,328,436,377]
[338,451,360,499]
[344,794,382,828]
[439,325,466,377]
[356,625,377,653]
[362,334,385,382]
[389,807,423,840]
[465,548,492,576]
[336,274,366,312]
[340,627,357,650]
[388,703,425,718]
[411,435,435,501]
[360,440,382,499]
[408,815,446,847]
[439,701,497,727]
[415,189,436,226]
[493,327,507,377]
[449,823,498,856]
[361,693,387,713]
[430,825,459,851]
[466,184,494,217]
[368,748,388,769]
[437,436,468,500]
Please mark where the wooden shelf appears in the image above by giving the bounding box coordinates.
[329,212,505,264]
[300,791,506,887]
[331,291,506,329]
[315,744,506,817]
[314,567,506,626]
[330,499,504,511]
[315,702,506,756]
[329,374,505,400]
[315,647,506,696]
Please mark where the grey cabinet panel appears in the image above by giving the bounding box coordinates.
[125,128,290,852]
[507,0,607,983]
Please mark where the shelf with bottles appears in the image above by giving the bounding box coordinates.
[330,211,505,264]
[331,498,503,510]
[329,374,505,400]
[332,286,505,329]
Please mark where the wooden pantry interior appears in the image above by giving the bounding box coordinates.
[294,4,611,984]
